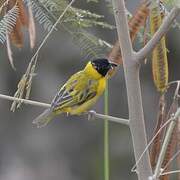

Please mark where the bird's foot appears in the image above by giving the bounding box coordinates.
[87,110,96,121]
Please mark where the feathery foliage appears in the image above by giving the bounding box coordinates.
[24,0,114,59]
[163,0,180,7]
[0,4,19,44]
[0,0,9,12]
[24,0,54,32]
[72,30,112,60]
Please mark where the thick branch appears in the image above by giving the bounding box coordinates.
[136,7,180,62]
[112,0,152,179]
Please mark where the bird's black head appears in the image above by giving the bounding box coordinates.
[91,58,117,77]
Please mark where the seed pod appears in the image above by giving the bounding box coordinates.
[17,0,28,27]
[129,1,150,42]
[150,95,166,169]
[150,3,168,93]
[7,0,29,48]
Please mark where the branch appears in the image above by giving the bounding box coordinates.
[152,109,180,179]
[153,120,177,179]
[161,149,180,174]
[88,110,129,125]
[0,93,129,125]
[112,0,152,179]
[153,84,180,179]
[0,93,51,108]
[136,7,180,62]
[131,116,173,172]
[160,170,180,176]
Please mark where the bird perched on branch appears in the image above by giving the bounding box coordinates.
[33,58,117,128]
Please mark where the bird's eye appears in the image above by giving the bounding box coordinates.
[91,62,97,68]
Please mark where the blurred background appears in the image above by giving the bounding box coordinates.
[0,0,180,179]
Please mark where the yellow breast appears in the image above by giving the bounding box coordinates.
[69,77,106,115]
[97,77,106,95]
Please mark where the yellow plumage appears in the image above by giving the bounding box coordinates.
[33,59,117,128]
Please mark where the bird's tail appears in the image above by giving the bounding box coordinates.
[32,109,55,128]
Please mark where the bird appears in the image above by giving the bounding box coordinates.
[33,58,117,128]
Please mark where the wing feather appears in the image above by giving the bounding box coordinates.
[51,71,98,112]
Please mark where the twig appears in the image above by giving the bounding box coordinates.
[153,120,177,179]
[136,7,180,62]
[168,80,180,86]
[161,170,180,176]
[131,117,173,172]
[88,110,129,125]
[161,149,180,174]
[0,93,50,108]
[0,93,129,125]
[153,83,180,179]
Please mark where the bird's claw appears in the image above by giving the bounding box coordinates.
[87,110,96,121]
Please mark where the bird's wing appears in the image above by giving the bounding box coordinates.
[51,71,98,111]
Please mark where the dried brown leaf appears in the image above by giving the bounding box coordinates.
[9,17,23,48]
[17,0,28,26]
[150,94,166,169]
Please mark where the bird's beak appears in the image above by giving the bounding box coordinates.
[110,62,118,69]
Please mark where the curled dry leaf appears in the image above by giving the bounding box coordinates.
[150,94,166,169]
[160,97,178,180]
[7,0,25,48]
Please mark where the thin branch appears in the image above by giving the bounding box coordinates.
[88,110,129,125]
[168,80,180,86]
[161,149,180,174]
[136,7,180,62]
[153,120,177,179]
[131,117,173,172]
[160,170,180,176]
[0,93,50,108]
[0,93,129,124]
[153,83,180,179]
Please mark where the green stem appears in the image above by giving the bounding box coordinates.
[104,80,109,180]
